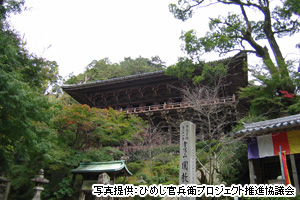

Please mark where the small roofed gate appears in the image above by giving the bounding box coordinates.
[71,160,132,200]
[235,114,300,195]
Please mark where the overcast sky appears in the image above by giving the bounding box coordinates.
[9,0,300,78]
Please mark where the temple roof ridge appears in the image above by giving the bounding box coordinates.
[62,70,164,89]
[235,114,300,137]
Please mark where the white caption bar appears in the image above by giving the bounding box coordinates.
[92,184,296,197]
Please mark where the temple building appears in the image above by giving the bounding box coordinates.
[235,114,300,195]
[62,53,248,144]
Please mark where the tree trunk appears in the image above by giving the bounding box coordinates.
[243,29,279,80]
[262,5,294,91]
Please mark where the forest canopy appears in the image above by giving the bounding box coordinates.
[65,56,166,85]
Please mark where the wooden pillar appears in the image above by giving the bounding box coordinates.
[249,159,256,184]
[257,159,263,184]
[168,126,172,144]
[79,190,85,200]
[107,174,116,200]
[290,154,300,195]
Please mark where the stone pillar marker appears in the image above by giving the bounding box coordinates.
[180,121,196,200]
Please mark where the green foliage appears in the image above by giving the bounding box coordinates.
[178,13,244,58]
[0,1,152,199]
[9,165,35,200]
[0,1,24,26]
[0,26,59,92]
[239,66,300,118]
[0,1,63,198]
[129,145,179,161]
[165,57,227,86]
[193,63,227,85]
[65,56,165,84]
[165,57,196,80]
[0,69,54,172]
[167,165,180,176]
[56,92,79,106]
[42,146,121,200]
[169,0,300,58]
[128,140,249,188]
[0,0,60,175]
[127,162,144,174]
[53,175,74,199]
[136,172,153,184]
[54,104,146,151]
[128,145,180,186]
[169,0,300,119]
[218,140,249,185]
[284,0,300,16]
[40,104,146,199]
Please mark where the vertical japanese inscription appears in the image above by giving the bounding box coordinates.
[180,121,196,200]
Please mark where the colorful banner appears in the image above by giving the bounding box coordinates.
[279,150,291,185]
[247,130,300,159]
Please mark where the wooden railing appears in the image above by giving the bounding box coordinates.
[120,95,236,115]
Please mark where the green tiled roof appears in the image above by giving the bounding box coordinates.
[71,160,132,176]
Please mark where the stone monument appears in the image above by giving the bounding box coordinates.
[180,121,196,200]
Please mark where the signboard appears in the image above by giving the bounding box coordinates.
[180,121,196,200]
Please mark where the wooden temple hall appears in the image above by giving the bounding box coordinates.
[62,53,248,143]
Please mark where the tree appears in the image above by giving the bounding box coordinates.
[169,0,300,118]
[217,140,249,185]
[0,2,62,199]
[84,58,124,82]
[54,104,146,152]
[119,56,166,75]
[166,61,244,186]
[182,82,239,185]
[65,56,166,84]
[0,0,59,172]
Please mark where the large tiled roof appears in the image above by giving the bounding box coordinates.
[62,52,247,90]
[235,114,300,137]
[62,70,165,90]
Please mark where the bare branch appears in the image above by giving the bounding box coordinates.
[217,0,264,12]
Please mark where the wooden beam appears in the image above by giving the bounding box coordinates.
[249,159,256,184]
[290,154,300,195]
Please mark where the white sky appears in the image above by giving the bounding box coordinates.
[9,0,300,78]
